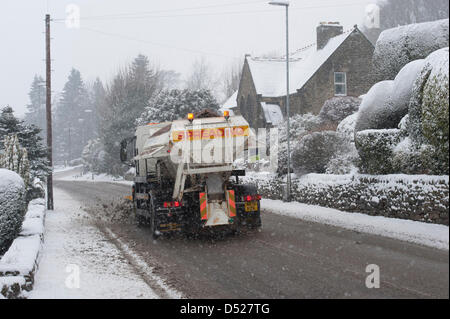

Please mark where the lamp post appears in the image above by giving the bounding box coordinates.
[269,1,291,202]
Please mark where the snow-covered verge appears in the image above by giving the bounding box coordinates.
[261,199,449,251]
[0,198,45,299]
[244,173,449,225]
[28,188,161,299]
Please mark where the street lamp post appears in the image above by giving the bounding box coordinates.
[269,1,291,202]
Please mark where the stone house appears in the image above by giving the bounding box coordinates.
[230,23,375,129]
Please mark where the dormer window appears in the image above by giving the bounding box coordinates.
[334,72,347,96]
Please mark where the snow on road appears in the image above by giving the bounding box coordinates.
[55,166,133,186]
[29,188,158,299]
[262,199,449,251]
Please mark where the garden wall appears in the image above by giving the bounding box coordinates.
[244,173,449,225]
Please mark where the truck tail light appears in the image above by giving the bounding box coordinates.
[164,201,182,208]
[244,195,262,202]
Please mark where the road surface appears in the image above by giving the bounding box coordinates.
[54,177,449,299]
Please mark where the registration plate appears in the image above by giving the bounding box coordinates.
[245,201,258,212]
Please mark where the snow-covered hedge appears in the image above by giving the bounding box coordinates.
[355,59,424,132]
[408,47,449,175]
[372,19,449,82]
[244,173,449,225]
[0,169,26,255]
[0,198,45,298]
[355,129,402,174]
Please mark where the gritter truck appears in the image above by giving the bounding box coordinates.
[120,110,262,238]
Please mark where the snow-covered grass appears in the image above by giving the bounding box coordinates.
[261,199,449,251]
[28,188,161,299]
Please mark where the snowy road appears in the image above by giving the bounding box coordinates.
[52,178,449,299]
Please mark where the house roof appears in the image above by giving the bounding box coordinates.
[221,91,238,109]
[246,27,358,97]
[219,91,238,116]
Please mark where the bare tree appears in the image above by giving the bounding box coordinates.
[219,60,243,102]
[185,57,217,92]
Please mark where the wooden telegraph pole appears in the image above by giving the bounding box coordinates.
[45,14,54,210]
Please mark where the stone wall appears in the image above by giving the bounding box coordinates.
[244,173,449,225]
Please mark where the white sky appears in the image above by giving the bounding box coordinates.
[1,0,373,117]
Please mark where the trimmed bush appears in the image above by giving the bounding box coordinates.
[356,59,424,133]
[355,129,402,174]
[408,47,449,174]
[372,19,449,82]
[0,169,26,255]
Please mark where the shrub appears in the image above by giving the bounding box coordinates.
[355,129,402,174]
[291,131,342,174]
[277,113,323,175]
[0,169,26,255]
[318,96,361,124]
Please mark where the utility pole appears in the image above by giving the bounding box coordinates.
[45,14,54,210]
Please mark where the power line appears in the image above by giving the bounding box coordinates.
[53,22,241,60]
[52,0,267,21]
[53,1,370,22]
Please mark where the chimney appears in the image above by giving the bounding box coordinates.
[316,22,343,50]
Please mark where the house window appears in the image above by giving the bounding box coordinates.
[334,72,347,96]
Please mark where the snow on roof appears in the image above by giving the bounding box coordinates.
[220,91,238,116]
[247,28,356,97]
[261,102,284,126]
[221,91,238,109]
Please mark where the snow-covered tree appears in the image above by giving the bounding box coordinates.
[24,75,46,139]
[99,55,166,175]
[136,89,219,125]
[81,138,107,174]
[0,134,30,189]
[0,106,49,183]
[54,68,92,162]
